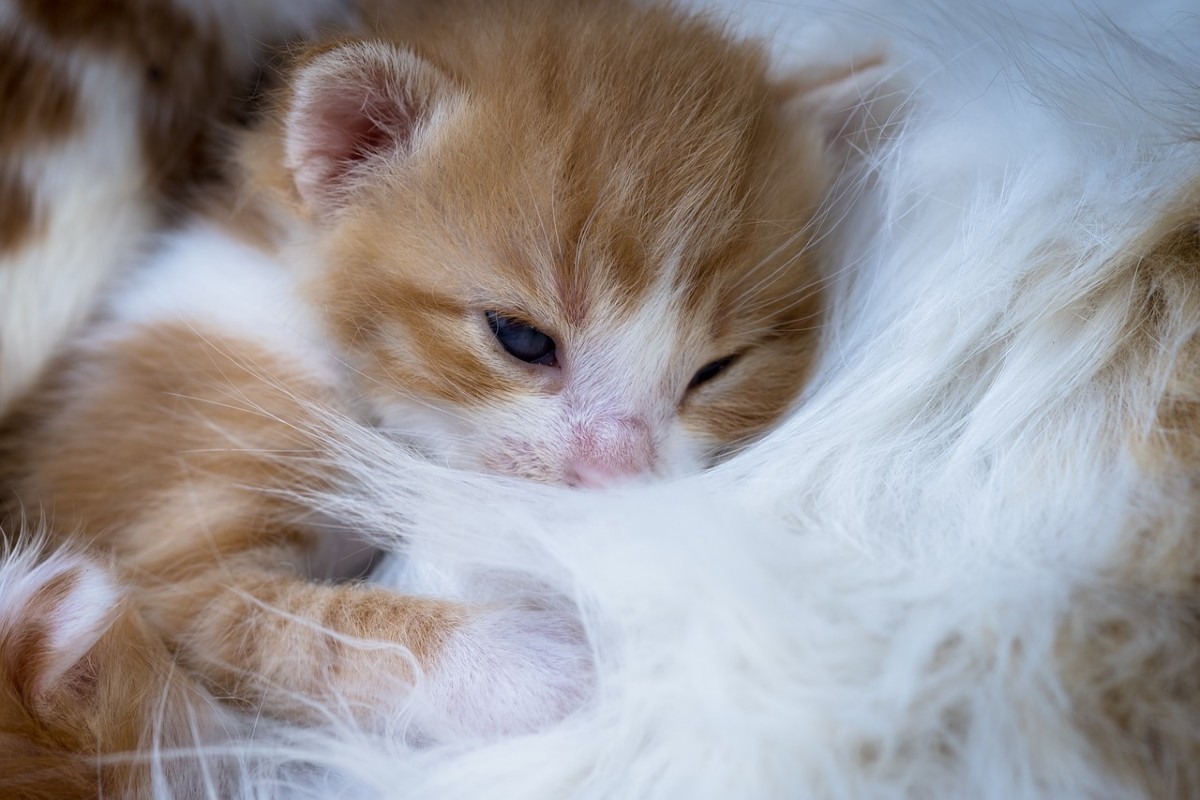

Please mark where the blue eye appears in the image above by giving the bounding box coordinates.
[689,355,737,390]
[486,311,557,366]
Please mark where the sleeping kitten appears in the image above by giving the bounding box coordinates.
[1,0,885,768]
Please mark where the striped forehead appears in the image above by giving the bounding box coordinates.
[543,215,694,323]
[446,96,766,326]
[559,270,689,402]
[513,164,749,332]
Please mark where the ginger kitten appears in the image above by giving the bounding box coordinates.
[1,0,887,788]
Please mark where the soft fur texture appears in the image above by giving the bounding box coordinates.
[3,0,852,783]
[5,0,1200,797]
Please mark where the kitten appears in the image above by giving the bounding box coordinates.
[1,0,885,773]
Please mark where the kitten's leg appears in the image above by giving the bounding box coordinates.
[140,547,589,738]
[139,540,467,722]
[5,324,589,737]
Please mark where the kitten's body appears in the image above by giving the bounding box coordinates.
[0,0,869,790]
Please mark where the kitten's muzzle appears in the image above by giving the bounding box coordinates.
[563,414,656,488]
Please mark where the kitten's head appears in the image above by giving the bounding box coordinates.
[263,1,884,486]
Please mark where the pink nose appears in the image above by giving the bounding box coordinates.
[564,415,655,488]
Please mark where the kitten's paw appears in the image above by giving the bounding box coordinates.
[414,603,593,741]
[0,549,121,702]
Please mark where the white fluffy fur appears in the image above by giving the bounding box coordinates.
[7,0,1200,796]
[103,221,337,378]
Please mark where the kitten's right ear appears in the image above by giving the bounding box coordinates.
[284,41,462,216]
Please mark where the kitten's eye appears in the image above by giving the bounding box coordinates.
[486,311,557,366]
[689,355,739,390]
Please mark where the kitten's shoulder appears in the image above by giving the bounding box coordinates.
[100,216,337,381]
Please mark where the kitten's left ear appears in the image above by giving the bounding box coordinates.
[779,50,904,160]
[284,41,464,216]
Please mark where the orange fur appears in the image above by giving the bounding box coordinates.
[4,326,465,720]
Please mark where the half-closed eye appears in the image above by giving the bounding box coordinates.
[688,354,740,390]
[486,311,557,367]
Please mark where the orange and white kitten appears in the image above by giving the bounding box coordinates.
[2,0,884,770]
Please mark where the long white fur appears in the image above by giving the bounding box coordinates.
[7,0,1200,796]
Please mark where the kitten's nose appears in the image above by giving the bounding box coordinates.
[565,415,655,488]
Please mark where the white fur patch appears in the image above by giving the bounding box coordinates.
[101,222,340,383]
[410,603,593,742]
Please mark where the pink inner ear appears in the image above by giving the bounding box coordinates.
[321,83,417,170]
[286,45,440,214]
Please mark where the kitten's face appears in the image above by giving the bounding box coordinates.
[279,5,835,485]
